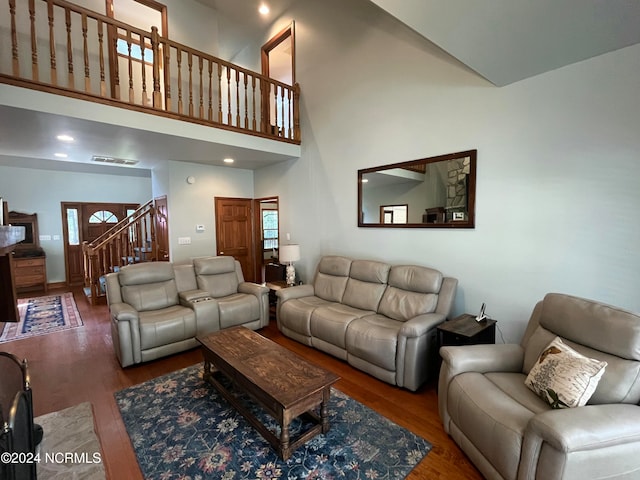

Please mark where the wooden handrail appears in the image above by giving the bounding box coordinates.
[2,0,300,143]
[89,199,153,248]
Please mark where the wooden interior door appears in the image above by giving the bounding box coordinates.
[62,202,137,286]
[154,195,169,261]
[214,197,255,282]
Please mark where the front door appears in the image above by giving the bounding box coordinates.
[214,197,255,282]
[61,202,137,285]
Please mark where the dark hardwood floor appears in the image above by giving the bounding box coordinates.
[5,286,482,479]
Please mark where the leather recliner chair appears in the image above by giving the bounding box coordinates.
[438,293,640,480]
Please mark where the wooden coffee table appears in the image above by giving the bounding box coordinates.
[196,326,340,460]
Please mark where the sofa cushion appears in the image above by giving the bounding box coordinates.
[121,280,179,312]
[388,265,443,294]
[341,260,389,312]
[279,296,333,337]
[194,257,239,298]
[378,287,437,322]
[311,304,372,349]
[345,314,403,371]
[313,256,352,303]
[218,293,260,329]
[119,262,175,286]
[525,336,607,408]
[139,305,196,350]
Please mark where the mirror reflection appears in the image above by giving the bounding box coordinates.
[358,150,476,228]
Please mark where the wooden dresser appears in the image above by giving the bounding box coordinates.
[13,255,47,293]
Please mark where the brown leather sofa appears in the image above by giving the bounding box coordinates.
[438,293,640,480]
[105,256,269,367]
[276,255,458,391]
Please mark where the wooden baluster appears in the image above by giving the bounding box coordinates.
[235,69,240,127]
[98,20,106,96]
[188,52,194,117]
[177,48,183,114]
[244,72,249,129]
[163,42,172,111]
[111,33,120,100]
[280,84,284,137]
[293,82,300,141]
[28,0,38,80]
[47,0,57,86]
[82,13,90,92]
[251,76,257,131]
[198,56,204,118]
[273,83,278,135]
[10,0,20,77]
[127,30,134,103]
[65,8,74,88]
[226,66,231,125]
[217,62,223,123]
[140,35,148,106]
[207,59,213,121]
[151,27,161,109]
[288,87,293,139]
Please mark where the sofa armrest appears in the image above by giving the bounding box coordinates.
[440,344,524,375]
[399,313,446,338]
[238,282,269,297]
[109,302,139,323]
[438,344,525,432]
[519,404,640,479]
[276,284,315,302]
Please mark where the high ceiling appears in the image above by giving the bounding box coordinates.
[2,0,639,173]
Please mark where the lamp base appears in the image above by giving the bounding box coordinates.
[285,264,296,286]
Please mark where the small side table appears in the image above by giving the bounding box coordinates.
[438,314,497,347]
[266,280,289,320]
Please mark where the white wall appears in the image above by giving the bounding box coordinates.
[164,160,254,264]
[0,160,151,283]
[253,0,640,342]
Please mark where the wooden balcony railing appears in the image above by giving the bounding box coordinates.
[1,0,300,143]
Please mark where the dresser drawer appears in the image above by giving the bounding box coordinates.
[14,258,45,268]
[15,274,45,287]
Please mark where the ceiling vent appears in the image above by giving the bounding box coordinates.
[92,155,139,166]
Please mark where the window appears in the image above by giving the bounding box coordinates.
[116,37,153,64]
[66,208,80,245]
[381,205,408,224]
[262,209,278,250]
[89,210,118,223]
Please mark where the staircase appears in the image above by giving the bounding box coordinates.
[82,200,159,305]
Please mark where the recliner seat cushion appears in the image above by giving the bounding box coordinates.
[218,293,260,329]
[279,296,333,337]
[345,314,403,371]
[139,305,196,350]
[121,280,179,312]
[310,304,372,349]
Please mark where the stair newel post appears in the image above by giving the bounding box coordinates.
[151,26,162,109]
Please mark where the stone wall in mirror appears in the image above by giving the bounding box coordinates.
[358,150,476,228]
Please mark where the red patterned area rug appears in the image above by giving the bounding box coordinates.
[0,293,83,343]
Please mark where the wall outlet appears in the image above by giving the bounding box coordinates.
[178,236,191,245]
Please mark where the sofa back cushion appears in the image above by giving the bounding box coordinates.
[194,256,239,298]
[523,293,640,404]
[119,262,179,312]
[313,256,352,303]
[342,260,390,312]
[378,265,441,321]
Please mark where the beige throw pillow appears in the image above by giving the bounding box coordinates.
[525,336,607,409]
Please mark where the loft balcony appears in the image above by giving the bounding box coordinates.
[0,0,300,164]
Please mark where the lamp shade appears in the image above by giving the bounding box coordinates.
[279,244,300,263]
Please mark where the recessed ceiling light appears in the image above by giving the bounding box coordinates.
[223,158,234,164]
[54,152,68,158]
[259,3,269,15]
[56,134,74,142]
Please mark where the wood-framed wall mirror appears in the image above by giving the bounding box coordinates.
[358,150,477,228]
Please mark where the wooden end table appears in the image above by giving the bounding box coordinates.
[197,327,340,460]
[438,313,497,347]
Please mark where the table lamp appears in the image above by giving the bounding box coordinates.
[279,244,300,286]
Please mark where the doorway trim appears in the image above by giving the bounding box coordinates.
[253,196,279,283]
[261,22,295,84]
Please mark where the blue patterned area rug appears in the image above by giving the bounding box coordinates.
[0,293,83,343]
[115,364,431,479]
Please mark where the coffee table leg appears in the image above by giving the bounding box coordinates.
[321,388,331,433]
[203,359,212,381]
[280,417,291,460]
